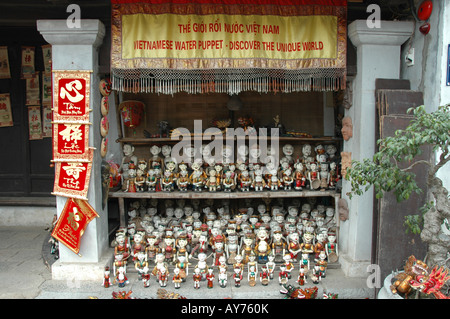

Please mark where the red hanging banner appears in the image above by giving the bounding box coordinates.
[51,197,99,255]
[50,69,98,256]
[52,123,90,161]
[52,71,92,162]
[52,71,91,123]
[52,148,94,200]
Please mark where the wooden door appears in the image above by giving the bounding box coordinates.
[373,79,428,284]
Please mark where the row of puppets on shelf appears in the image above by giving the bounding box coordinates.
[115,142,342,193]
[106,197,339,289]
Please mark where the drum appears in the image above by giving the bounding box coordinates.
[311,179,321,190]
[100,137,108,158]
[328,252,339,263]
[101,96,109,116]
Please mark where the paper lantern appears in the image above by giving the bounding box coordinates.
[418,1,432,21]
[419,22,431,35]
[226,94,243,111]
[119,100,145,128]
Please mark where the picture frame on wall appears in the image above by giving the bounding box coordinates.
[21,46,35,79]
[0,93,13,127]
[42,72,52,104]
[0,46,10,79]
[25,72,40,105]
[42,104,52,138]
[28,105,43,140]
[42,44,52,74]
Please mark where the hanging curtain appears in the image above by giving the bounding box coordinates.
[110,0,347,94]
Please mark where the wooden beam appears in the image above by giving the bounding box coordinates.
[109,189,340,200]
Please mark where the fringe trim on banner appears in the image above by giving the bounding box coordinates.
[111,68,346,94]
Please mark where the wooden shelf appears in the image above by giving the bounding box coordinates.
[116,136,342,145]
[110,188,341,227]
[109,189,340,200]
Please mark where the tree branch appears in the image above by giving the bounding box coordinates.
[400,160,432,172]
[430,152,450,177]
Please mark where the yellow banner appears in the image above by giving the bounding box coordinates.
[122,14,337,61]
[111,0,347,93]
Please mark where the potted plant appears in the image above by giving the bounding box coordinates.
[345,104,450,299]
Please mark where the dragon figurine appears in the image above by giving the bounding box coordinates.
[157,288,187,299]
[237,117,254,131]
[323,291,339,299]
[390,255,450,299]
[390,255,428,298]
[409,265,450,299]
[112,290,135,299]
[280,284,318,299]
